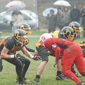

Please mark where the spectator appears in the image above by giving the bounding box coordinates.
[70,4,80,22]
[56,7,64,31]
[81,5,85,38]
[11,10,24,34]
[46,10,57,33]
[63,7,71,26]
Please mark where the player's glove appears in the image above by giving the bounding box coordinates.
[53,61,57,67]
[33,56,42,60]
[0,58,3,72]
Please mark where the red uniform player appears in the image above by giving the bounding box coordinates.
[40,31,84,85]
[44,38,84,85]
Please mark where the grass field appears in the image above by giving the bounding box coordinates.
[0,31,85,85]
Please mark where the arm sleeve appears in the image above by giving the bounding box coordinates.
[25,46,35,52]
[51,43,61,62]
[55,47,61,62]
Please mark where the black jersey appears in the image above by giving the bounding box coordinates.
[0,36,24,54]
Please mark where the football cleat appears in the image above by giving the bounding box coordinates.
[19,80,31,84]
[76,82,83,85]
[56,74,67,80]
[75,73,82,78]
[16,77,30,82]
[34,78,40,83]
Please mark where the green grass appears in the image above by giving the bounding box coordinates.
[0,34,85,85]
[0,30,46,36]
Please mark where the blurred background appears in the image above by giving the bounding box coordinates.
[0,0,84,33]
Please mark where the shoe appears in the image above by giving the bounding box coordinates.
[34,78,40,83]
[0,58,3,72]
[16,77,30,82]
[24,78,30,82]
[56,74,67,80]
[75,73,82,78]
[23,80,31,84]
[76,82,83,85]
[19,80,31,84]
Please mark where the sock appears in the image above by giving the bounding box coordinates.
[36,75,40,79]
[57,71,62,76]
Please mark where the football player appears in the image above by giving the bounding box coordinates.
[19,24,37,53]
[0,29,37,84]
[53,21,82,77]
[34,32,66,83]
[69,21,82,40]
[69,21,82,77]
[19,24,31,36]
[51,25,82,78]
[16,24,39,82]
[41,29,85,85]
[79,41,85,57]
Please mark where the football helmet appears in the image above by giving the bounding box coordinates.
[60,26,74,41]
[40,33,52,46]
[50,31,59,38]
[69,21,82,36]
[14,29,28,45]
[19,24,31,36]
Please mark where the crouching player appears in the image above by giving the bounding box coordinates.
[40,27,85,85]
[0,29,39,84]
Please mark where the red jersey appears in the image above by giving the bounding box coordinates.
[44,38,76,61]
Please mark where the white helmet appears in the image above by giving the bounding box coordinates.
[40,33,52,46]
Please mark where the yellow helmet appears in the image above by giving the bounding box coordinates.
[19,24,31,36]
[69,21,82,36]
[14,29,28,45]
[50,31,59,38]
[60,26,74,41]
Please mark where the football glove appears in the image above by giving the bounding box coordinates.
[33,56,42,60]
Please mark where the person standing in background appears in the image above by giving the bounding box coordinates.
[46,10,57,33]
[56,7,64,31]
[11,10,24,34]
[70,4,80,22]
[63,7,71,26]
[81,5,85,38]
